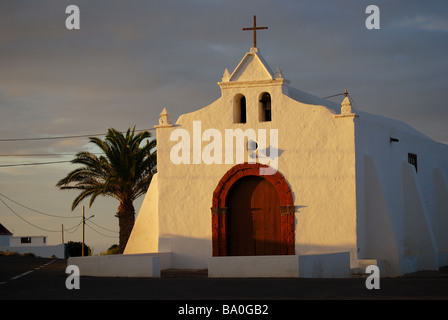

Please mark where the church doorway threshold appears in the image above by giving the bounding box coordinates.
[208,252,350,278]
[209,255,299,278]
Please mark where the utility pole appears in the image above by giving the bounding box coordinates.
[82,206,85,256]
[61,224,64,244]
[81,206,94,257]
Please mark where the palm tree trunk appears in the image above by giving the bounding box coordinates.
[117,201,135,253]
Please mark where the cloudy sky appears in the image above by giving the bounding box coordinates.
[1,0,447,253]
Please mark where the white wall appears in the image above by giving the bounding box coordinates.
[68,253,169,277]
[355,111,448,275]
[361,154,400,275]
[124,174,159,254]
[0,235,10,247]
[10,236,47,247]
[135,50,359,269]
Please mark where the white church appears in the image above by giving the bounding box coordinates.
[123,26,448,278]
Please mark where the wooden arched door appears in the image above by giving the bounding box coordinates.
[227,175,282,256]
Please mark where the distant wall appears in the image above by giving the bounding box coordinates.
[0,235,10,246]
[0,243,65,259]
[68,253,167,277]
[10,236,47,247]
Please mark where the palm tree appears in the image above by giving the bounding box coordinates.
[56,127,156,253]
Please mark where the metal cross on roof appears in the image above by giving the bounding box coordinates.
[242,15,268,48]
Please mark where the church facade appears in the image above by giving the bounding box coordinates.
[124,47,448,277]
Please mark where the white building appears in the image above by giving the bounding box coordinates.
[0,223,13,247]
[0,223,65,258]
[124,46,448,277]
[9,235,47,247]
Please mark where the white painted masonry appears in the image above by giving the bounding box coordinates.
[67,253,169,278]
[208,252,350,278]
[125,47,448,277]
[0,232,65,258]
[9,236,46,247]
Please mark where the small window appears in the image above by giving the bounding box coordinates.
[234,94,246,124]
[408,153,418,172]
[21,237,31,244]
[259,92,271,122]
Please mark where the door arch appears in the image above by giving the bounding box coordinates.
[211,163,295,256]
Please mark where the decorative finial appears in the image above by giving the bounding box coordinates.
[156,107,173,127]
[341,91,352,115]
[334,89,358,118]
[222,68,230,82]
[274,66,283,79]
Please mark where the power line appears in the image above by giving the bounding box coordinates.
[0,197,80,233]
[0,133,103,142]
[0,153,103,157]
[0,129,155,167]
[347,93,357,110]
[322,91,357,110]
[85,221,118,239]
[87,219,118,233]
[0,193,118,239]
[322,92,346,99]
[0,193,82,219]
[0,160,72,168]
[63,221,83,233]
[0,128,156,142]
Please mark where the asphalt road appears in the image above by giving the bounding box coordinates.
[1,256,448,302]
